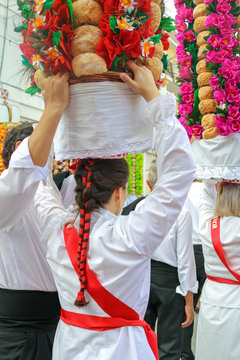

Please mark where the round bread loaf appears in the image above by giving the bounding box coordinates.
[193,16,208,33]
[154,42,164,60]
[197,44,208,60]
[34,69,47,89]
[193,0,204,5]
[70,25,103,56]
[202,126,219,139]
[197,71,213,87]
[199,86,214,101]
[72,53,107,77]
[197,30,210,47]
[196,59,211,74]
[151,2,161,33]
[151,0,162,4]
[201,113,216,129]
[199,99,216,115]
[193,3,209,19]
[143,57,163,82]
[236,15,240,27]
[73,0,103,27]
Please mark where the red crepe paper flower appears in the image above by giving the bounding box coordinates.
[19,41,37,62]
[96,19,142,68]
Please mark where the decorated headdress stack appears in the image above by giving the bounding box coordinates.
[175,0,240,140]
[14,0,177,89]
[175,0,240,181]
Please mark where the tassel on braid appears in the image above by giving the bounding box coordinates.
[75,160,94,308]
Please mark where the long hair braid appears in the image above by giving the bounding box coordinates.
[75,160,94,307]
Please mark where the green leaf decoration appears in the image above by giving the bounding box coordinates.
[14,22,28,32]
[25,83,42,96]
[206,61,218,71]
[110,56,121,71]
[206,44,212,50]
[233,47,240,55]
[177,94,184,104]
[66,0,73,24]
[209,26,219,34]
[186,118,194,126]
[192,89,200,119]
[52,30,61,48]
[43,0,54,14]
[21,54,34,68]
[207,2,216,13]
[216,108,227,117]
[149,33,162,44]
[231,2,240,16]
[128,9,149,28]
[161,53,168,71]
[219,74,226,88]
[109,16,118,34]
[188,43,198,68]
[158,16,176,32]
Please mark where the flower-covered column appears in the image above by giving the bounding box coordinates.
[176,0,240,139]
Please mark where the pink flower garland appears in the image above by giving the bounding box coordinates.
[175,0,204,138]
[204,0,240,136]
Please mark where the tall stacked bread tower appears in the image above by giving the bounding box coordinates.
[176,0,240,140]
[15,0,167,89]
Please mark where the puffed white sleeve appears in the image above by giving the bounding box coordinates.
[116,94,196,256]
[176,209,198,296]
[34,174,76,245]
[0,137,49,230]
[199,182,216,242]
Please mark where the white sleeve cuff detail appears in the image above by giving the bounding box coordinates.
[176,281,199,297]
[144,93,177,126]
[9,137,49,183]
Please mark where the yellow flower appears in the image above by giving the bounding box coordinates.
[117,17,134,31]
[121,0,137,12]
[32,54,41,68]
[45,47,60,60]
[32,16,44,31]
[141,39,154,57]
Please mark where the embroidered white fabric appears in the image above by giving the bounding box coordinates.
[54,82,154,160]
[192,133,240,181]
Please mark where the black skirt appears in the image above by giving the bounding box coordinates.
[0,288,60,360]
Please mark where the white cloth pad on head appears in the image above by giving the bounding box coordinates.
[54,82,154,160]
[191,133,240,181]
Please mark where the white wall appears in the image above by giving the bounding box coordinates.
[0,0,43,123]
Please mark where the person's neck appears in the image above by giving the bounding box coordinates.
[102,201,119,216]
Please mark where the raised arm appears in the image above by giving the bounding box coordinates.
[29,72,70,167]
[0,73,70,230]
[118,62,196,256]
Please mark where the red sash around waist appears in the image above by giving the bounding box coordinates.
[208,218,240,285]
[61,223,158,360]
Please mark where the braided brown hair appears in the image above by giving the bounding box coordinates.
[74,158,129,307]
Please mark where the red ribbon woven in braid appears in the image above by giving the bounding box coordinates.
[75,160,94,307]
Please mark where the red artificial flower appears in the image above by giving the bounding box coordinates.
[42,4,73,72]
[54,4,71,29]
[156,30,170,51]
[96,20,142,68]
[19,41,37,62]
[51,0,66,11]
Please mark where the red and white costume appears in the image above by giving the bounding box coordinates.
[34,94,195,360]
[196,182,240,360]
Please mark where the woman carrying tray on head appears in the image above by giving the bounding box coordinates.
[28,61,195,360]
[195,180,240,360]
